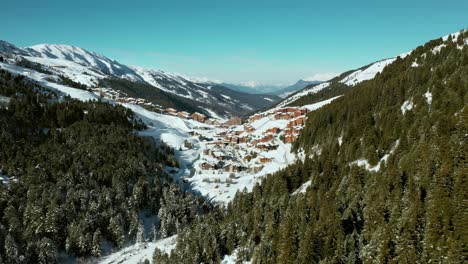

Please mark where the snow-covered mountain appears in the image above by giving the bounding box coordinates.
[276,56,404,108]
[221,79,320,97]
[276,29,467,110]
[0,41,280,118]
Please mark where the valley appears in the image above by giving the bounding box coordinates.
[0,10,466,262]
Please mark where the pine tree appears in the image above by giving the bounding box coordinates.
[92,229,102,257]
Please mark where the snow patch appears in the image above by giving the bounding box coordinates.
[0,95,10,106]
[338,136,343,146]
[302,95,342,111]
[401,99,414,114]
[221,249,252,264]
[0,62,99,101]
[292,180,311,195]
[424,91,432,106]
[340,58,396,86]
[277,82,330,107]
[98,235,177,264]
[350,140,400,173]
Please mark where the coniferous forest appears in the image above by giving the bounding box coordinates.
[0,13,466,264]
[0,71,210,263]
[152,32,468,263]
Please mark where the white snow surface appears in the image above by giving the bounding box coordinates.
[292,180,312,195]
[401,99,414,114]
[351,140,400,173]
[24,55,106,87]
[424,91,433,106]
[221,249,252,264]
[277,82,330,107]
[25,44,142,81]
[0,62,99,101]
[0,95,10,105]
[303,96,342,111]
[98,235,177,264]
[340,58,396,86]
[0,173,17,186]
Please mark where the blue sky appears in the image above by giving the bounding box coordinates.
[3,0,467,84]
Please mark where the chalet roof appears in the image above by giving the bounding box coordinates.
[192,112,206,117]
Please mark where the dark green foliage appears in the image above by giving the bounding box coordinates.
[99,78,202,114]
[99,78,280,118]
[0,74,209,262]
[15,59,53,75]
[14,58,88,90]
[158,31,468,263]
[288,81,351,107]
[59,75,88,90]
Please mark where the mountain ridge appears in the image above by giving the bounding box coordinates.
[0,41,280,118]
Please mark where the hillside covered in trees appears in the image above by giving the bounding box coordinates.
[154,31,468,263]
[0,71,211,263]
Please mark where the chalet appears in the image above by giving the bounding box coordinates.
[201,162,214,170]
[207,141,226,146]
[288,116,306,127]
[244,125,255,133]
[230,137,239,144]
[260,157,272,164]
[275,107,296,114]
[256,143,268,150]
[191,112,207,122]
[249,114,263,123]
[265,127,279,134]
[293,126,303,134]
[244,155,253,162]
[259,134,273,143]
[249,166,264,173]
[234,130,244,136]
[238,136,248,143]
[204,149,213,156]
[165,108,178,115]
[205,118,221,126]
[224,116,242,126]
[178,111,190,119]
[213,151,227,160]
[224,163,242,173]
[284,134,299,143]
[274,113,292,120]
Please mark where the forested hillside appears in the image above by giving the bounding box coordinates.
[154,31,468,263]
[0,71,210,263]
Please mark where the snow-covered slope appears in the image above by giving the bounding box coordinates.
[0,40,280,117]
[25,44,143,81]
[339,58,396,86]
[99,235,177,264]
[276,49,413,108]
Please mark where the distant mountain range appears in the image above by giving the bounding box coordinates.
[0,41,280,118]
[221,79,321,98]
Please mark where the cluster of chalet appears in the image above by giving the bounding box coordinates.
[195,106,309,173]
[93,87,161,109]
[93,88,235,126]
[200,148,246,173]
[222,106,309,152]
[164,108,243,127]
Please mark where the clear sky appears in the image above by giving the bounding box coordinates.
[2,0,467,84]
